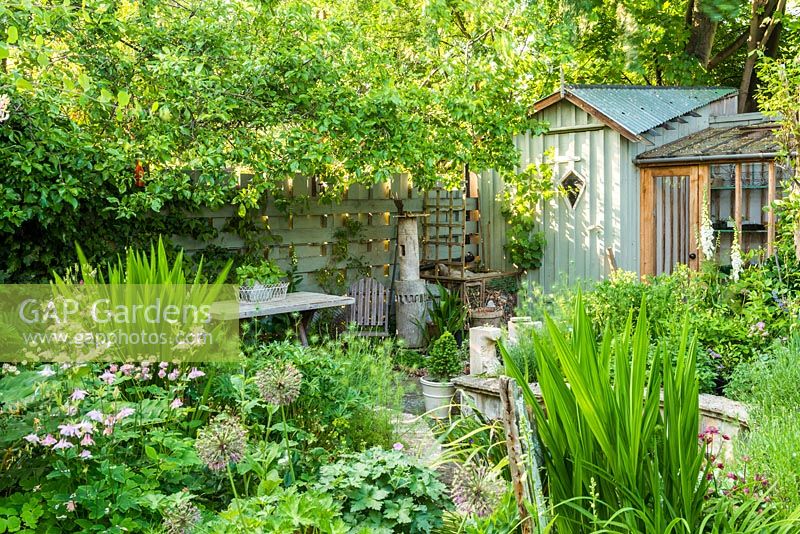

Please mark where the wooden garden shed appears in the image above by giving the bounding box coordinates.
[636,119,788,275]
[498,85,749,291]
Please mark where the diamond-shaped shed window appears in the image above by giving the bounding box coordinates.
[561,171,585,209]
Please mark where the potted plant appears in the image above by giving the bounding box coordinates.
[236,260,288,302]
[420,331,463,418]
[419,284,467,345]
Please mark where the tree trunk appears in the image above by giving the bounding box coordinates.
[739,0,786,113]
[685,1,719,67]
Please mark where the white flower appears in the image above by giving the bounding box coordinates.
[0,94,10,122]
[700,195,716,261]
[39,366,56,378]
[77,421,94,434]
[52,439,74,450]
[58,423,81,437]
[99,370,115,384]
[731,226,743,281]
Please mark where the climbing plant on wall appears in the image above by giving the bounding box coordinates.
[498,157,557,270]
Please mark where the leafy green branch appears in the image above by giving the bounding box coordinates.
[498,155,556,270]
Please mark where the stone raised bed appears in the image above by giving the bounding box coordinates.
[453,375,749,443]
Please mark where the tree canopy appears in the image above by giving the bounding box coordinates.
[0,0,797,280]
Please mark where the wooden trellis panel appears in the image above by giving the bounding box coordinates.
[179,174,482,292]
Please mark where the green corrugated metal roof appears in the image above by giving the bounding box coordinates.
[539,85,737,138]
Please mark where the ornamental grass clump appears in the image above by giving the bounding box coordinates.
[501,294,710,532]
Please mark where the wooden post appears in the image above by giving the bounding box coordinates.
[639,168,655,277]
[734,163,742,233]
[499,377,532,534]
[688,166,700,270]
[767,160,776,256]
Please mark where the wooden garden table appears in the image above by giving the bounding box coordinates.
[211,292,355,346]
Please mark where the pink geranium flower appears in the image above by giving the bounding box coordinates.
[41,434,57,446]
[23,433,39,444]
[80,434,94,446]
[52,439,73,450]
[170,398,183,409]
[70,388,88,401]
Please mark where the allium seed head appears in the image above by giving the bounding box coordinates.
[255,362,302,406]
[163,500,201,534]
[450,460,506,517]
[195,414,248,471]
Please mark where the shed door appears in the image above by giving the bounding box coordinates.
[640,166,701,276]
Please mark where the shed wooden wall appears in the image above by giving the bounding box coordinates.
[483,94,737,292]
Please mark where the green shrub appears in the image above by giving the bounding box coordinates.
[315,447,450,533]
[205,486,347,533]
[426,332,463,382]
[249,337,405,454]
[520,262,795,393]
